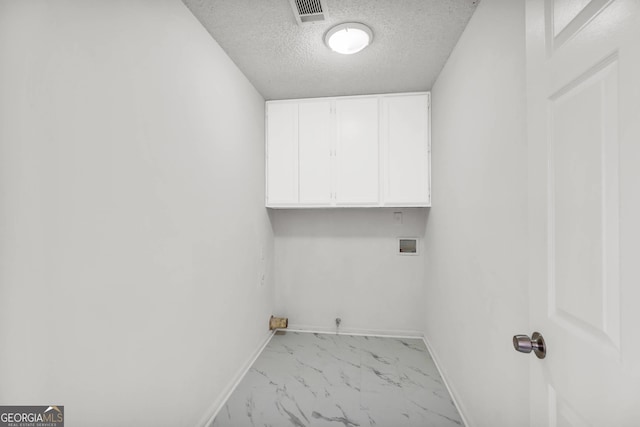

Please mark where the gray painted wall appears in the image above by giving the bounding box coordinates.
[0,1,273,425]
[424,0,530,425]
[273,208,427,335]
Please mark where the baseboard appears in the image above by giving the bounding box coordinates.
[421,334,472,427]
[286,323,424,339]
[196,330,276,427]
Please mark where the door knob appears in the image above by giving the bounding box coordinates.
[513,332,546,359]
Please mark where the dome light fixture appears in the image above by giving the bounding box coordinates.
[324,22,373,55]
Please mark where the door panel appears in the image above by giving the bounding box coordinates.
[551,0,613,48]
[549,57,620,348]
[552,0,591,37]
[527,0,640,426]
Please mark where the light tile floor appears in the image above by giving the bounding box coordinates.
[212,331,464,427]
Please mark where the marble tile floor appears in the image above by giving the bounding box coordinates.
[212,331,464,427]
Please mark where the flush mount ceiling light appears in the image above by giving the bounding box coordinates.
[324,22,373,55]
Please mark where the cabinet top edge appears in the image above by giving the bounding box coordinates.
[266,91,430,105]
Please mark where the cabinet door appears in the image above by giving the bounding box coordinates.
[335,98,379,205]
[381,94,430,206]
[298,100,333,205]
[266,102,298,205]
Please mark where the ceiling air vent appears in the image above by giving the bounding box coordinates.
[289,0,327,24]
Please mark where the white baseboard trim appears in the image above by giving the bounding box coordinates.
[286,323,424,339]
[196,330,276,427]
[421,335,472,427]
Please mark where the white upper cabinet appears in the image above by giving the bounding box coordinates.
[298,100,333,205]
[266,92,430,208]
[335,97,379,205]
[381,94,431,206]
[266,102,298,206]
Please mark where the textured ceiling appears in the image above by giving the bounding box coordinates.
[182,0,478,100]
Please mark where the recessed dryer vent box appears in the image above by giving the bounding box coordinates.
[398,238,419,255]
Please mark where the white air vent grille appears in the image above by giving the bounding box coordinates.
[289,0,327,24]
[295,0,322,15]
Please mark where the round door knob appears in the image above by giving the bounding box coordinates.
[513,335,534,353]
[512,332,546,359]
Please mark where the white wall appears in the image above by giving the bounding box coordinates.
[0,1,273,426]
[273,208,427,335]
[424,0,529,425]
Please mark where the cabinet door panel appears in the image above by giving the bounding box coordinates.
[382,94,430,206]
[335,98,379,205]
[266,102,298,205]
[299,101,333,205]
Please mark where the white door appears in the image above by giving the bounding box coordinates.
[381,93,430,207]
[335,97,379,205]
[298,100,333,205]
[266,102,298,206]
[526,1,640,426]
